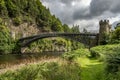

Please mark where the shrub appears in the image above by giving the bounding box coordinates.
[90,44,120,59]
[90,44,120,73]
[109,26,120,44]
[105,52,120,73]
[62,49,90,61]
[13,17,22,26]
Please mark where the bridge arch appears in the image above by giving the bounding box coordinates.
[18,33,99,48]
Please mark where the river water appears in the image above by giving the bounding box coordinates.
[0,52,64,66]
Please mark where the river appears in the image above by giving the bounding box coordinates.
[0,52,64,68]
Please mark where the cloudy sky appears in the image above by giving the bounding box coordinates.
[41,0,120,32]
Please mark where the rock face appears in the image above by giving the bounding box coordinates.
[8,21,41,39]
[99,20,111,44]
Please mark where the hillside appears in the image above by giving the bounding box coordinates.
[0,0,73,38]
[0,0,82,54]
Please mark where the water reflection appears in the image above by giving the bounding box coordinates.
[0,52,63,64]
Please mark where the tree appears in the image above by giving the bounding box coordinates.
[51,17,63,32]
[63,24,71,32]
[83,28,87,33]
[71,25,80,33]
[0,0,8,17]
[109,25,120,44]
[112,27,120,40]
[5,0,20,17]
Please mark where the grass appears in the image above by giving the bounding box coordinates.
[77,58,105,80]
[0,59,81,80]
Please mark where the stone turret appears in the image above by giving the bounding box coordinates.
[99,20,111,44]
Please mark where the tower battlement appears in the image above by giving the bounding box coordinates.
[99,19,111,33]
[99,20,109,25]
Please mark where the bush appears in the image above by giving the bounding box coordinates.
[62,49,90,61]
[90,44,120,73]
[109,26,120,44]
[90,44,120,59]
[13,17,22,26]
[106,52,120,73]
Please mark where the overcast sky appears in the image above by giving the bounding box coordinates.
[41,0,120,32]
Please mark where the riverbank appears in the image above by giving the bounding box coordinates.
[0,58,81,80]
[0,57,59,74]
[0,52,62,72]
[0,49,104,80]
[0,44,120,80]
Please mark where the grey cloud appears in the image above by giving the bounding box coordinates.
[60,0,72,4]
[41,0,76,24]
[73,7,91,20]
[60,0,79,5]
[73,0,120,21]
[41,0,120,30]
[90,0,120,16]
[90,0,112,16]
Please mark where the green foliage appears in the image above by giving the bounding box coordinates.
[90,44,120,73]
[0,62,81,80]
[0,0,8,17]
[110,27,120,43]
[0,0,69,32]
[0,0,73,53]
[51,17,64,32]
[105,49,120,73]
[26,37,84,53]
[90,44,120,58]
[109,25,120,44]
[13,17,22,26]
[62,49,90,61]
[0,25,15,54]
[61,47,120,80]
[5,0,20,17]
[63,24,72,32]
[71,25,80,33]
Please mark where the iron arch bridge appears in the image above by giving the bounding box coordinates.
[18,33,99,48]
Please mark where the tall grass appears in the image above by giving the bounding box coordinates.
[0,60,81,80]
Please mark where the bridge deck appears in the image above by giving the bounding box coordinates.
[19,33,99,41]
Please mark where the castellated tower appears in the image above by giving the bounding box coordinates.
[99,20,111,44]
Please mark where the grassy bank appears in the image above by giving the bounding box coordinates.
[0,44,120,80]
[0,59,81,80]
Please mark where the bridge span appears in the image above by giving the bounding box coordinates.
[18,32,99,47]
